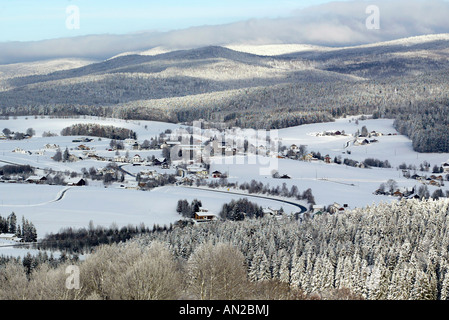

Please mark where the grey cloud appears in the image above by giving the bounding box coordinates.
[1,0,449,64]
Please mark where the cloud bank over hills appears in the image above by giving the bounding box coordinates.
[2,0,449,64]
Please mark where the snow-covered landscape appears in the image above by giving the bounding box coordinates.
[2,0,449,302]
[1,115,448,244]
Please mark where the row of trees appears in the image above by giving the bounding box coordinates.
[219,198,265,221]
[36,221,155,255]
[176,199,203,219]
[60,123,137,140]
[0,212,37,242]
[0,164,33,176]
[197,179,316,206]
[2,127,35,139]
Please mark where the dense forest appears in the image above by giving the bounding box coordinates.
[2,198,449,300]
[393,99,449,153]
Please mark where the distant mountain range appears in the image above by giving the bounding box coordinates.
[1,34,449,131]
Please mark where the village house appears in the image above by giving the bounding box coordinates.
[12,147,28,154]
[34,150,45,156]
[354,138,370,146]
[187,165,209,177]
[312,205,325,215]
[263,207,283,216]
[152,157,167,166]
[329,203,348,214]
[132,154,143,165]
[76,145,90,151]
[26,175,48,184]
[0,233,21,242]
[44,143,59,149]
[393,190,404,197]
[370,131,383,137]
[194,207,217,222]
[87,153,106,161]
[211,171,223,178]
[442,162,449,173]
[132,142,140,150]
[113,155,128,163]
[429,180,441,187]
[68,154,81,162]
[302,153,314,162]
[66,178,87,187]
[139,169,158,179]
[124,138,137,145]
[160,142,169,149]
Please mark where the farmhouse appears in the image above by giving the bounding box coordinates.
[0,233,21,242]
[442,162,449,173]
[66,178,87,186]
[34,150,45,156]
[76,145,90,151]
[153,158,167,166]
[329,203,348,214]
[194,208,217,222]
[26,176,48,184]
[211,171,222,178]
[187,165,209,177]
[114,155,128,163]
[312,205,325,215]
[132,154,143,164]
[44,144,59,149]
[124,138,137,145]
[132,142,140,150]
[12,147,27,154]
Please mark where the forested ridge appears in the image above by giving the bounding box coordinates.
[1,41,449,151]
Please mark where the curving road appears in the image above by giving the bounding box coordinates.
[179,186,308,214]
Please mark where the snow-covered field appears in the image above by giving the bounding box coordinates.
[0,184,300,238]
[0,239,57,259]
[1,115,448,243]
[209,116,449,208]
[277,116,449,168]
[0,116,181,140]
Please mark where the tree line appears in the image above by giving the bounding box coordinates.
[60,123,137,140]
[0,212,37,242]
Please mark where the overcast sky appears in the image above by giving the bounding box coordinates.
[1,0,449,64]
[0,0,331,42]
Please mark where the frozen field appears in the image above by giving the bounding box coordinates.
[277,116,449,168]
[1,115,448,240]
[0,184,300,239]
